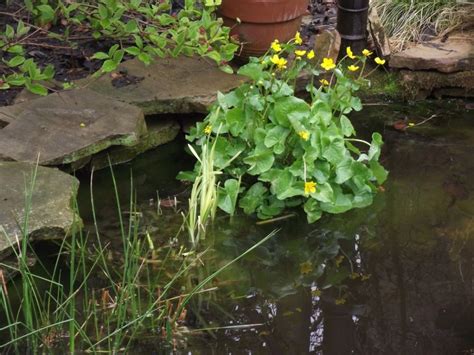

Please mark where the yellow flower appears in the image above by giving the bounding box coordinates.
[348,64,359,72]
[321,57,336,71]
[307,50,315,60]
[298,130,310,141]
[346,46,356,59]
[204,125,212,135]
[271,54,287,70]
[294,31,303,45]
[319,79,329,86]
[304,181,317,195]
[375,57,386,65]
[295,49,307,57]
[271,39,282,53]
[408,122,415,127]
[362,48,373,57]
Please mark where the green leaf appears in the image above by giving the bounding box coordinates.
[92,51,109,60]
[6,55,25,68]
[335,159,354,184]
[226,107,246,136]
[273,96,310,128]
[304,199,323,223]
[243,146,275,175]
[219,64,233,74]
[239,183,268,215]
[26,83,48,96]
[340,115,355,137]
[264,126,290,149]
[237,63,264,81]
[218,179,240,215]
[313,182,334,203]
[101,59,117,73]
[370,160,388,184]
[368,132,383,161]
[125,46,141,56]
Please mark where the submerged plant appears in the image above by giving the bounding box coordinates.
[182,34,388,223]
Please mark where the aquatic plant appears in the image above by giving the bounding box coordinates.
[0,0,238,95]
[183,35,388,223]
[0,164,277,352]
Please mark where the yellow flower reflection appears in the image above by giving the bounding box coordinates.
[304,181,317,195]
[321,57,336,71]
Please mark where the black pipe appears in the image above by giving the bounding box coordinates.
[337,0,370,56]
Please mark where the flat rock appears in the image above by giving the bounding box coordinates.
[90,119,180,170]
[79,56,246,115]
[0,88,145,165]
[390,31,474,73]
[0,162,80,259]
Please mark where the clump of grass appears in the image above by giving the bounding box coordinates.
[372,0,473,51]
[0,163,275,352]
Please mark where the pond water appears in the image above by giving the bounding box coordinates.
[75,100,474,354]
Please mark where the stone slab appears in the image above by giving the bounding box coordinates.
[390,31,474,73]
[90,119,180,170]
[79,56,246,115]
[0,162,80,259]
[0,88,146,165]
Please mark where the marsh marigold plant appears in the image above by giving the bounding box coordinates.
[181,36,388,223]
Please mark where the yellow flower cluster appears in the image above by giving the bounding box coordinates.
[204,125,212,135]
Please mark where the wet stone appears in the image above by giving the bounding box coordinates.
[0,162,80,260]
[0,88,146,166]
[78,56,246,115]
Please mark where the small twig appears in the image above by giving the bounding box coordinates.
[256,213,297,225]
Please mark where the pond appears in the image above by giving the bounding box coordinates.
[72,99,473,354]
[2,100,473,354]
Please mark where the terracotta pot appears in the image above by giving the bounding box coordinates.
[219,0,309,59]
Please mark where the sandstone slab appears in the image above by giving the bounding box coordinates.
[80,56,246,115]
[390,31,474,73]
[0,88,145,165]
[0,162,80,259]
[90,119,180,170]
